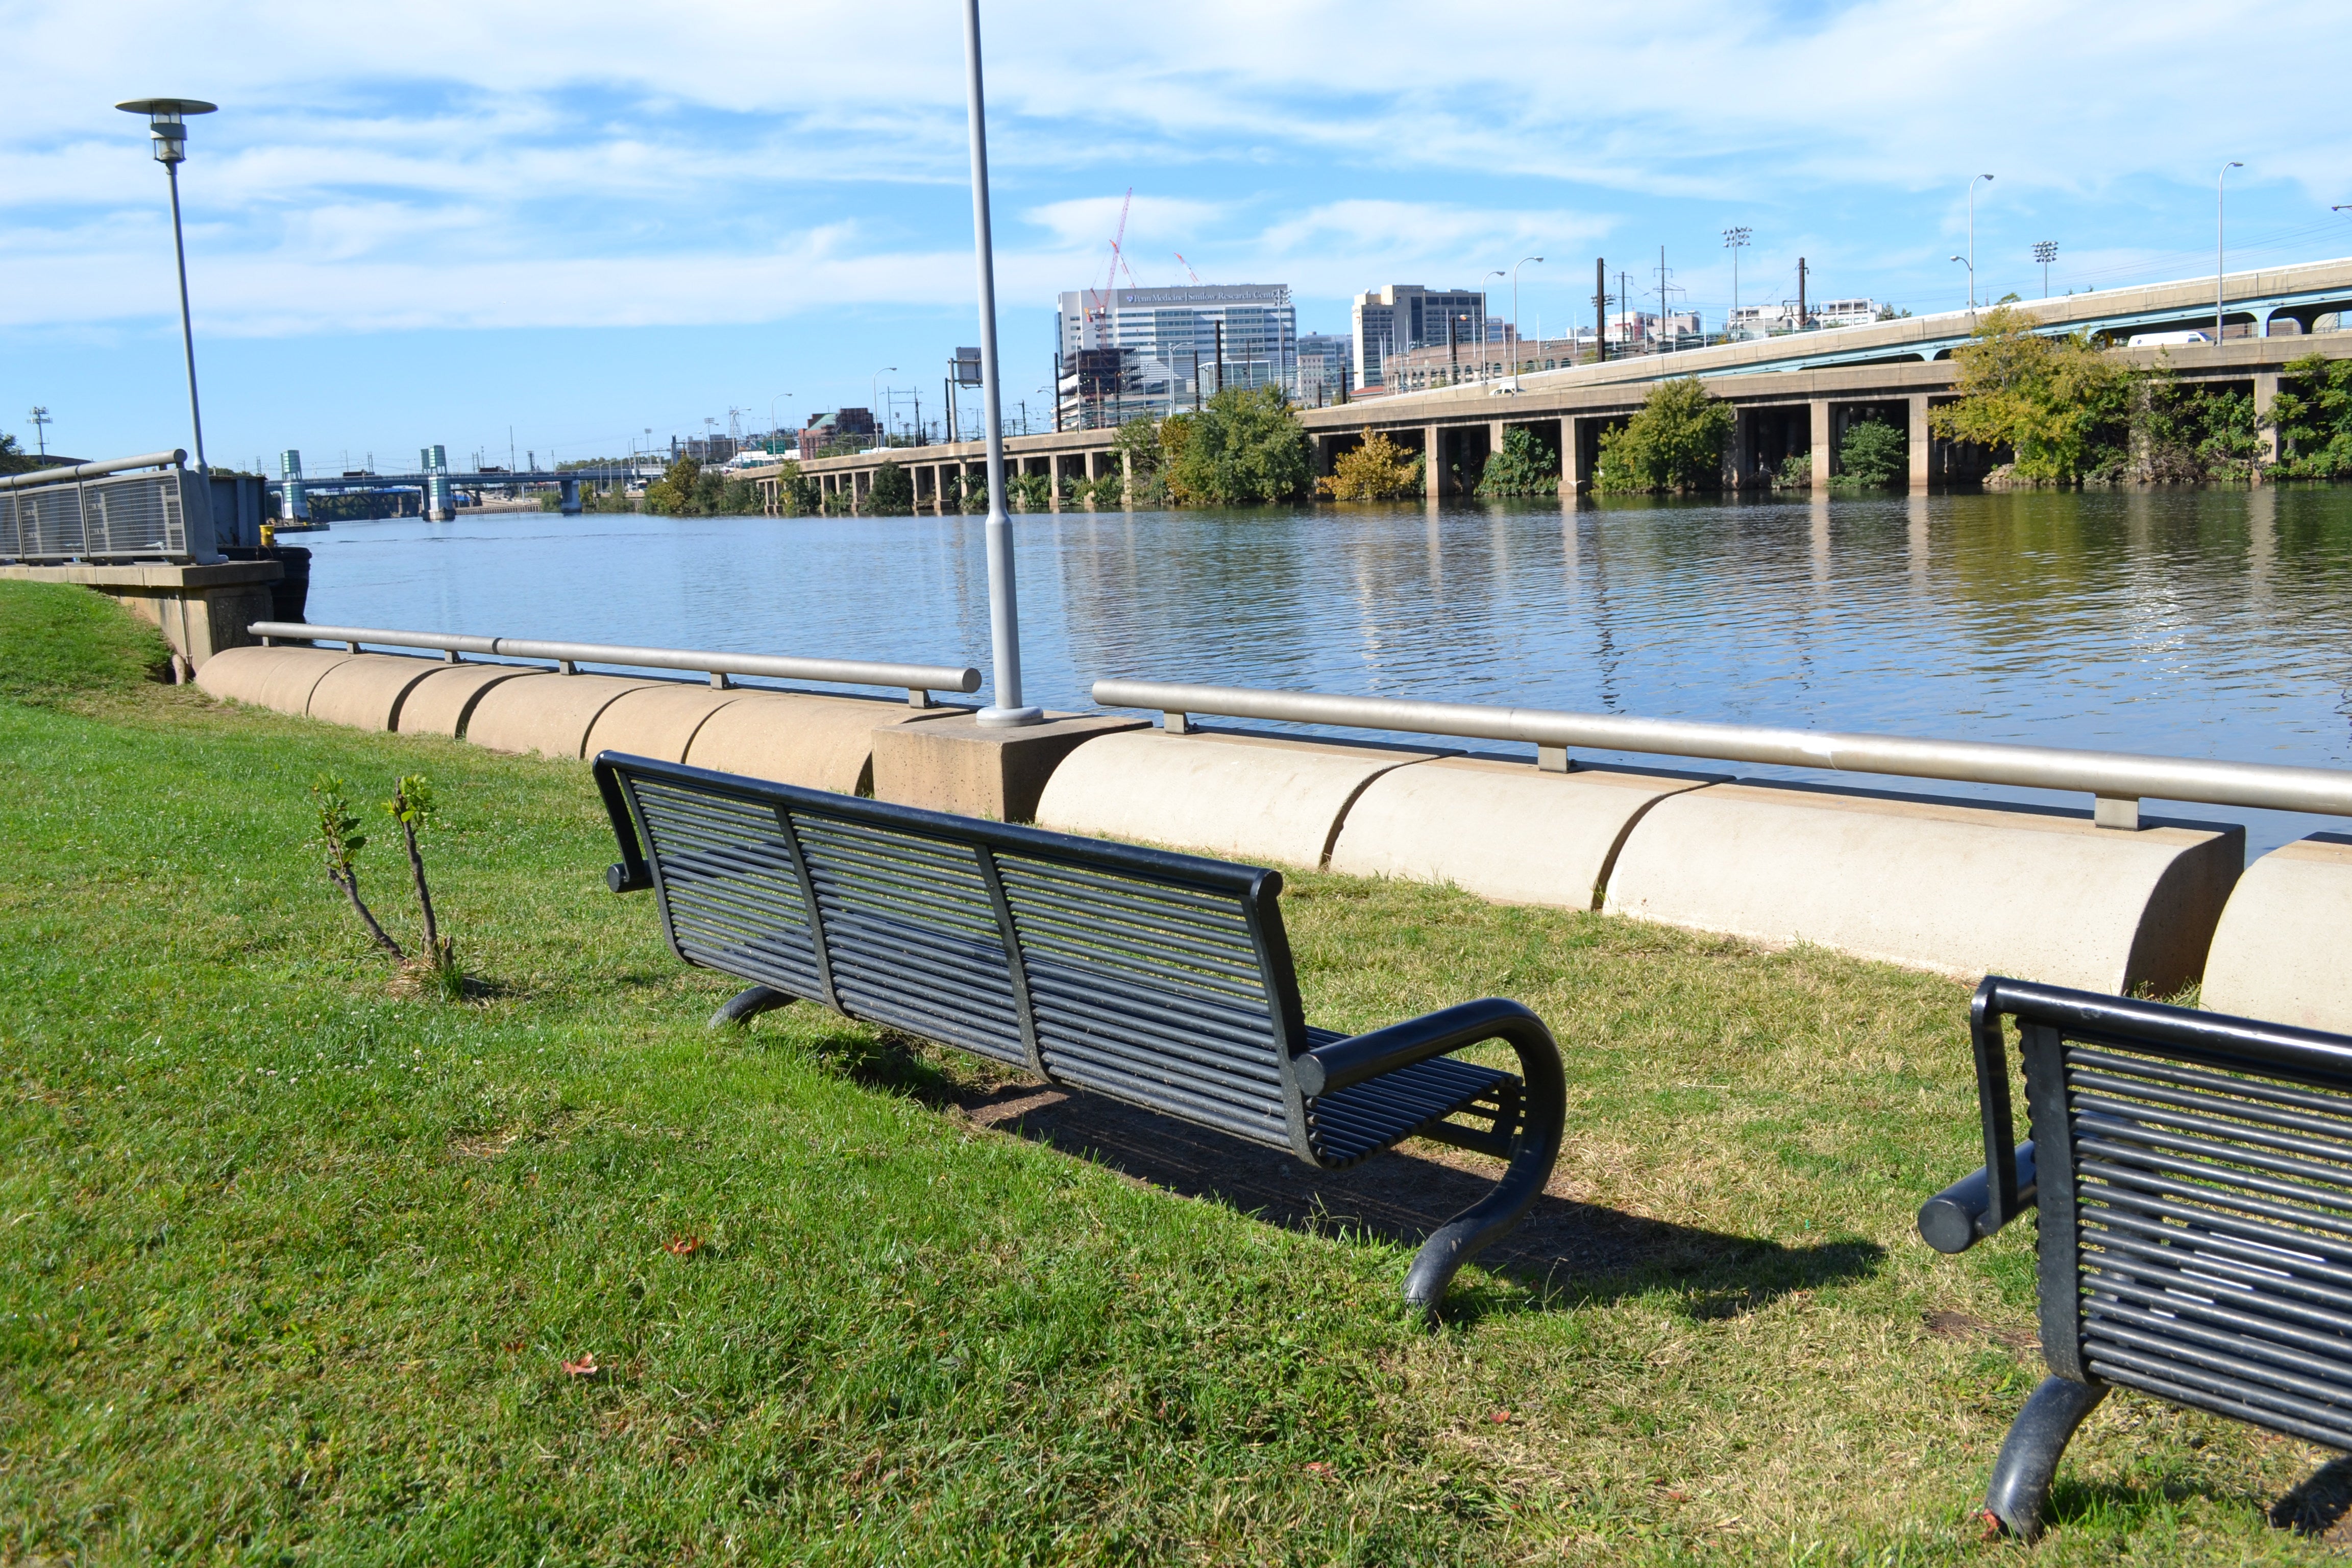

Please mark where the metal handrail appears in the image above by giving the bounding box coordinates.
[252,622,980,704]
[0,450,187,491]
[1091,678,2352,825]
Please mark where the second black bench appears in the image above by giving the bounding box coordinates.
[593,750,1566,1313]
[1922,976,2352,1538]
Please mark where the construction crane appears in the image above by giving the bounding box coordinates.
[1174,253,1202,285]
[1090,187,1134,325]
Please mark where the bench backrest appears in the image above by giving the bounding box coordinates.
[1971,977,2352,1451]
[595,752,1318,1157]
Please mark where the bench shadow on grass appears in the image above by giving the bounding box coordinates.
[928,1068,1881,1321]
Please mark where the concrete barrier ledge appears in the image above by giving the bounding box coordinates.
[2201,833,2352,1031]
[1035,726,1446,869]
[305,652,445,731]
[1330,755,1727,910]
[1604,780,2243,995]
[193,644,349,714]
[684,690,967,796]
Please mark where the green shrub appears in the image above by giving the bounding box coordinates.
[1831,418,1907,489]
[1594,377,1732,493]
[2273,352,2352,479]
[1474,427,1559,497]
[1164,386,1312,505]
[866,461,915,516]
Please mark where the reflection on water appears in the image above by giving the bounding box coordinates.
[308,488,2352,856]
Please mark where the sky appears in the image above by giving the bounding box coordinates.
[5,0,2351,470]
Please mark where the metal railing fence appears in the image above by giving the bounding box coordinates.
[0,450,216,564]
[251,622,980,706]
[1091,678,2352,829]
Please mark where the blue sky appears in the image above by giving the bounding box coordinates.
[5,0,2350,468]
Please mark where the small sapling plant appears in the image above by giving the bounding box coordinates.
[309,771,467,998]
[312,774,405,960]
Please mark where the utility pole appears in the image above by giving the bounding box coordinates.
[1214,320,1225,395]
[1594,257,1608,363]
[1620,269,1631,352]
[1656,246,1669,355]
[1797,257,1808,329]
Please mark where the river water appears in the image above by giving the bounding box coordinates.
[301,488,2352,857]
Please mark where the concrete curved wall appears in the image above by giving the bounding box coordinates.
[464,673,663,760]
[1034,729,1440,868]
[2201,834,2352,1031]
[1329,758,1723,909]
[304,653,444,731]
[682,691,949,795]
[1603,781,2243,994]
[580,684,744,764]
[193,645,350,715]
[394,664,540,738]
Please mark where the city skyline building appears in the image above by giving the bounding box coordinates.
[1055,283,1298,415]
[1350,285,1490,390]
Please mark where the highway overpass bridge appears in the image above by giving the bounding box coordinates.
[755,256,2352,508]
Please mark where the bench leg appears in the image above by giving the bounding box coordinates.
[709,985,795,1029]
[1984,1375,2106,1540]
[1402,1019,1567,1317]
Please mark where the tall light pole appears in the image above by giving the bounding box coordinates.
[962,0,1041,727]
[870,368,896,447]
[770,392,793,454]
[1722,227,1751,337]
[1510,255,1542,387]
[116,97,217,477]
[1966,173,1994,313]
[1950,255,1973,314]
[27,406,52,458]
[2218,161,2244,342]
[2033,240,2057,299]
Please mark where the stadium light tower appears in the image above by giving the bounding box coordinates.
[1723,227,1752,336]
[2033,240,2058,299]
[115,97,217,476]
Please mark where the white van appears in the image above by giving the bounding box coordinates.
[2127,329,2212,347]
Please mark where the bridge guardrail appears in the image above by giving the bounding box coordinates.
[0,450,218,565]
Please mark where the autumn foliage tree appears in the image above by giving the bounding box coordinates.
[1317,430,1424,500]
[1928,305,2132,482]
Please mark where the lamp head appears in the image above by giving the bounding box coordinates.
[117,98,215,166]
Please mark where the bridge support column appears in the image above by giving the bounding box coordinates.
[1488,419,1507,486]
[1810,400,1833,492]
[558,476,582,516]
[1908,394,1932,490]
[1121,449,1134,506]
[2255,372,2280,468]
[1563,417,1590,492]
[1424,425,1443,499]
[1729,408,1752,489]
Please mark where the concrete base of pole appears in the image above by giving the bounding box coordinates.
[975,705,1046,727]
[871,710,1144,823]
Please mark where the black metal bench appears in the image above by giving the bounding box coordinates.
[593,751,1566,1313]
[1921,975,2352,1538]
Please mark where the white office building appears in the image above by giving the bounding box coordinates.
[1350,285,1489,389]
[1055,284,1298,413]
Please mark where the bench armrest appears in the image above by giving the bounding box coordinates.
[1293,997,1553,1098]
[592,754,655,893]
[1918,1141,2038,1254]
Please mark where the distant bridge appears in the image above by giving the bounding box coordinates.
[758,256,2352,510]
[266,464,661,517]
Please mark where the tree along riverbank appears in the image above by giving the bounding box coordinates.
[6,576,2339,1561]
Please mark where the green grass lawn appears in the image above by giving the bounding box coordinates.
[3,580,2346,1564]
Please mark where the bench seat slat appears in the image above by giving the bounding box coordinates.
[1025,972,1285,1057]
[1009,908,1270,984]
[2090,1300,2352,1401]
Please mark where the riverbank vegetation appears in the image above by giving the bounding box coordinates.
[1474,427,1561,497]
[1595,376,1735,493]
[5,579,2345,1561]
[1832,416,1909,489]
[1317,429,1423,500]
[641,455,762,517]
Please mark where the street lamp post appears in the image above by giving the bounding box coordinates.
[961,0,1041,727]
[770,392,792,454]
[1510,256,1542,387]
[1722,227,1751,338]
[115,97,217,477]
[1966,173,1994,313]
[2033,240,2058,299]
[2219,161,2244,342]
[1950,255,1974,313]
[870,369,896,447]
